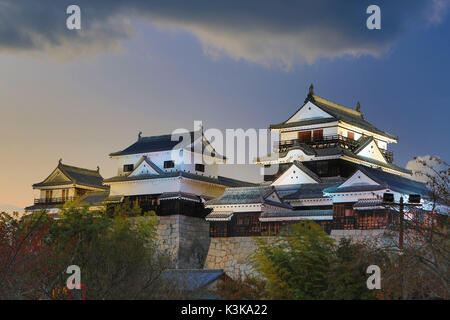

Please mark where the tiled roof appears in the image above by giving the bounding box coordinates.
[162,269,226,292]
[259,209,333,221]
[270,117,337,129]
[357,166,429,196]
[24,203,58,211]
[264,199,293,209]
[312,96,398,141]
[353,199,386,210]
[324,184,387,194]
[110,132,192,156]
[205,211,234,221]
[324,166,430,196]
[78,191,109,205]
[33,161,107,190]
[206,186,275,205]
[104,195,124,203]
[341,149,411,174]
[104,170,253,188]
[158,192,201,202]
[109,131,225,159]
[269,93,398,141]
[282,182,341,200]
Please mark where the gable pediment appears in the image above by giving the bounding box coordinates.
[44,168,72,184]
[264,191,282,203]
[338,170,379,189]
[356,139,387,164]
[129,157,162,177]
[286,101,334,124]
[272,163,320,186]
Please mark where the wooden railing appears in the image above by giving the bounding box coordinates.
[278,134,358,150]
[380,148,394,163]
[276,135,394,163]
[332,216,398,230]
[34,197,75,204]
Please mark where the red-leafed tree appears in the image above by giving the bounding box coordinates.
[0,210,73,299]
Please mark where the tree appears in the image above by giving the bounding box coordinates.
[250,221,334,299]
[380,158,449,300]
[326,238,386,300]
[0,210,69,299]
[0,202,176,299]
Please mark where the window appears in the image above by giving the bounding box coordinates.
[123,164,134,172]
[313,129,323,138]
[45,190,53,202]
[347,131,355,140]
[164,160,174,169]
[298,131,311,141]
[62,189,69,201]
[195,163,205,172]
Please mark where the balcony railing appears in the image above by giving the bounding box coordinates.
[278,134,358,151]
[332,216,398,230]
[379,148,394,163]
[34,197,75,204]
[276,134,394,163]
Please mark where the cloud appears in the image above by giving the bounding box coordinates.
[0,0,448,68]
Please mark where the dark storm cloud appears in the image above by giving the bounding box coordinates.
[0,0,448,67]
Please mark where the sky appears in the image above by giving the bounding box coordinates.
[0,0,449,210]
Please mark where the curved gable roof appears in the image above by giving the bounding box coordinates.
[33,161,107,190]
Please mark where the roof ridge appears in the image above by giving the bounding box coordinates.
[59,163,100,175]
[312,94,362,118]
[139,130,200,141]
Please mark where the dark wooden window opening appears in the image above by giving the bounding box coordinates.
[195,163,205,172]
[123,164,134,172]
[164,160,175,169]
[298,131,311,142]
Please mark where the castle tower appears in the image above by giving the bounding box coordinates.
[103,130,252,268]
[256,85,410,181]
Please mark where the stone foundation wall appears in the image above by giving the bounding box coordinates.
[204,237,267,279]
[157,215,210,269]
[330,229,398,247]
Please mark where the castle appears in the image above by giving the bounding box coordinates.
[25,85,430,278]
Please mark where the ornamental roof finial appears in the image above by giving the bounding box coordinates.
[59,158,62,165]
[138,131,142,141]
[356,101,361,112]
[305,83,315,103]
[97,166,100,173]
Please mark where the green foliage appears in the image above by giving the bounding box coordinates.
[325,238,385,299]
[250,222,389,300]
[251,221,334,299]
[46,202,168,299]
[110,199,145,218]
[0,202,172,299]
